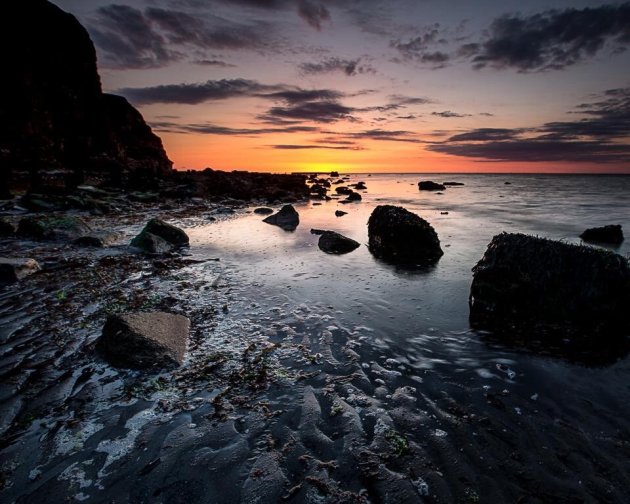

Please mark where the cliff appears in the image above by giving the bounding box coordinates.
[0,0,172,196]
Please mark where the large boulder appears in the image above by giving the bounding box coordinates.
[311,229,360,254]
[0,258,41,284]
[580,224,624,245]
[263,205,299,231]
[470,233,630,340]
[368,205,443,265]
[418,181,446,191]
[17,216,91,241]
[0,1,172,193]
[97,312,190,369]
[131,218,189,253]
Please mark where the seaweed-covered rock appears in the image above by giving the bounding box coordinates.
[0,219,15,237]
[0,258,41,284]
[311,229,360,254]
[97,312,190,369]
[263,205,299,231]
[73,230,120,248]
[580,224,624,245]
[17,216,91,241]
[368,205,443,265]
[470,233,630,339]
[131,218,189,253]
[418,181,446,191]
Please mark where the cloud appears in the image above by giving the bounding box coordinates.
[323,129,421,143]
[387,94,433,106]
[431,111,472,118]
[153,122,318,135]
[262,89,345,104]
[299,57,376,76]
[264,101,355,123]
[390,25,451,67]
[297,0,331,30]
[193,59,237,67]
[427,87,630,163]
[466,3,630,71]
[89,5,177,68]
[117,79,287,105]
[89,4,273,69]
[270,144,358,150]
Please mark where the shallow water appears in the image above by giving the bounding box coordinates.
[1,174,630,503]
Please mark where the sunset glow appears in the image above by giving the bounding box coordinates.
[58,0,630,173]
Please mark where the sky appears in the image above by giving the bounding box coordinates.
[55,0,630,173]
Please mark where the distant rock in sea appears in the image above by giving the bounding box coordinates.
[418,181,446,191]
[263,205,300,231]
[580,224,624,245]
[470,233,630,345]
[442,181,464,186]
[0,1,172,194]
[368,205,443,265]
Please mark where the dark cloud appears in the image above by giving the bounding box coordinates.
[270,144,357,150]
[428,87,630,163]
[467,3,630,71]
[153,121,318,135]
[448,128,523,142]
[264,101,355,123]
[89,4,272,69]
[431,111,472,118]
[297,0,331,31]
[390,25,451,67]
[193,59,237,67]
[90,5,177,68]
[263,89,345,104]
[323,129,420,143]
[299,57,376,76]
[117,79,286,105]
[387,94,433,106]
[428,139,630,163]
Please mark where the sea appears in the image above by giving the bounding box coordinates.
[1,173,629,503]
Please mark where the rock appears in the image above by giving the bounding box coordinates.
[0,2,172,193]
[470,233,630,339]
[418,181,446,191]
[580,224,624,245]
[0,258,41,283]
[73,230,120,248]
[131,218,189,253]
[97,312,190,369]
[345,191,362,202]
[441,211,449,215]
[263,205,299,231]
[442,181,464,186]
[17,216,91,241]
[254,207,274,215]
[311,229,360,254]
[330,171,339,177]
[504,181,511,185]
[335,186,352,195]
[354,181,367,190]
[368,205,443,265]
[0,219,15,237]
[335,210,348,217]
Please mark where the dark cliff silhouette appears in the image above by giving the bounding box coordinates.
[0,0,172,196]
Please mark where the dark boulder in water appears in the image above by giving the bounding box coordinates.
[345,191,362,202]
[580,224,624,245]
[470,233,630,343]
[97,311,190,369]
[368,205,443,265]
[418,181,446,191]
[131,218,189,253]
[335,210,347,217]
[263,204,299,231]
[442,181,464,186]
[311,229,360,254]
[335,186,353,195]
